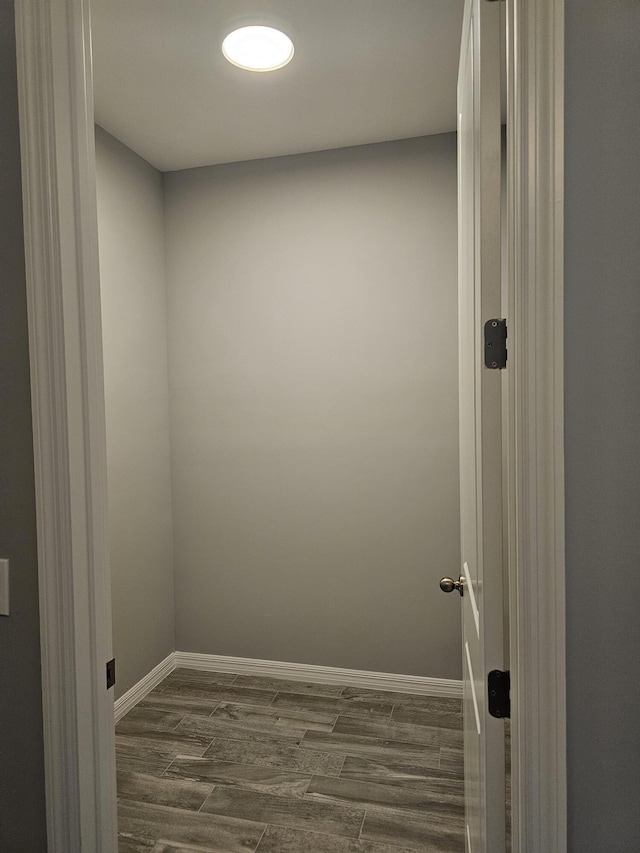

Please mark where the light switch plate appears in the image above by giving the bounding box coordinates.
[0,559,9,616]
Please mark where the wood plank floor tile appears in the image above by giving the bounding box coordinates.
[254,824,416,853]
[151,844,224,853]
[340,755,466,790]
[165,757,313,798]
[203,738,345,776]
[341,689,461,717]
[157,678,236,695]
[271,692,393,720]
[137,695,219,717]
[176,713,304,746]
[300,730,440,769]
[117,770,213,811]
[232,674,345,696]
[201,786,365,838]
[211,701,338,733]
[151,844,218,853]
[160,683,277,708]
[117,800,265,852]
[333,715,463,749]
[305,774,464,819]
[118,837,155,852]
[116,730,213,762]
[361,808,464,852]
[391,702,462,731]
[439,747,464,778]
[163,668,238,685]
[116,753,174,778]
[142,687,173,703]
[117,708,185,736]
[116,672,472,852]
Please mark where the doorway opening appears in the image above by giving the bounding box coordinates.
[15,0,566,850]
[92,1,491,850]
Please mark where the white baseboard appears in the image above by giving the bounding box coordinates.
[114,653,176,722]
[115,652,462,722]
[173,651,463,699]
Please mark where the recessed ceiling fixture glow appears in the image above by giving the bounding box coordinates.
[222,25,294,72]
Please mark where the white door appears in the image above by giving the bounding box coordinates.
[456,0,506,850]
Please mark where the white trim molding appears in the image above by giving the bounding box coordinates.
[507,0,567,851]
[174,652,463,699]
[114,654,176,722]
[15,0,117,851]
[114,651,461,724]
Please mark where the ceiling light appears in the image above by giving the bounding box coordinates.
[222,26,293,71]
[222,25,294,73]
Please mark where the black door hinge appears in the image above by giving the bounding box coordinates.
[484,319,507,369]
[488,669,510,718]
[106,658,116,690]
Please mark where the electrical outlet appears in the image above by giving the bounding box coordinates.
[0,559,9,616]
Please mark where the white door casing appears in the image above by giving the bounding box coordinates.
[15,0,117,850]
[505,1,567,848]
[457,0,506,849]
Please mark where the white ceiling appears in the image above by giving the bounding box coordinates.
[91,0,465,172]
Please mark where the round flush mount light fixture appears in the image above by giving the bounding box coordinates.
[222,25,294,72]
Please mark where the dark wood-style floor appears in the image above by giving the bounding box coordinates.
[116,668,466,852]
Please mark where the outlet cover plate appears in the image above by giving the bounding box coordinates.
[0,559,9,616]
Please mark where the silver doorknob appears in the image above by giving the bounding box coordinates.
[440,576,464,596]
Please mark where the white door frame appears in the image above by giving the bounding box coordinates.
[15,0,116,849]
[505,0,566,848]
[14,0,565,851]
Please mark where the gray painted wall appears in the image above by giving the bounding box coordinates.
[565,1,640,849]
[0,2,48,848]
[164,134,462,678]
[96,126,175,699]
